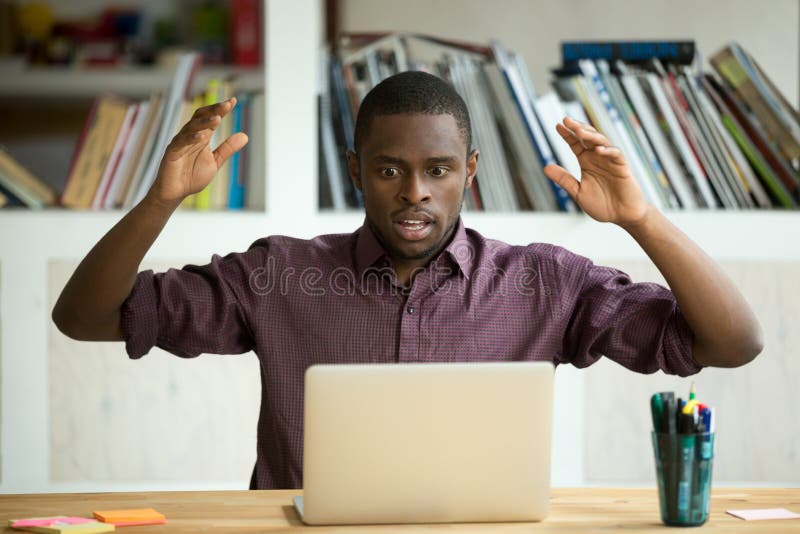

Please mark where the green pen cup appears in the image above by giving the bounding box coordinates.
[652,432,715,526]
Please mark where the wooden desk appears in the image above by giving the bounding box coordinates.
[1,488,798,532]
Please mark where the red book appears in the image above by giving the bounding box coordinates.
[231,0,261,66]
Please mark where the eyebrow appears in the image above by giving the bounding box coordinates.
[371,154,459,165]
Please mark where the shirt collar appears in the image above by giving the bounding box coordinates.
[354,219,389,278]
[354,217,473,280]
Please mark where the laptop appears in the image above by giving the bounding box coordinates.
[293,361,554,525]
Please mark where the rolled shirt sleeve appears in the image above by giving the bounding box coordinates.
[557,252,702,377]
[120,252,257,359]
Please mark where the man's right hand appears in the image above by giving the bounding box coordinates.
[148,98,249,206]
[53,99,249,341]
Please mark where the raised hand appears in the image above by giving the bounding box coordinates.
[543,117,649,227]
[149,98,249,206]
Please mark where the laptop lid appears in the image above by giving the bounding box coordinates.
[298,361,554,525]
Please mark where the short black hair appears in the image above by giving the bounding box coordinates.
[353,70,472,155]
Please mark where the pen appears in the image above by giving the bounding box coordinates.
[677,413,696,523]
[660,392,674,434]
[663,394,677,519]
[666,396,677,435]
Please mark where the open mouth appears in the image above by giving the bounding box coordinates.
[394,219,434,241]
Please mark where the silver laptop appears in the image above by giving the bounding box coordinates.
[293,361,554,525]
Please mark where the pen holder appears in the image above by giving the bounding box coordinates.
[652,432,715,526]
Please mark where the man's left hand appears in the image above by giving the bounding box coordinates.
[543,117,650,227]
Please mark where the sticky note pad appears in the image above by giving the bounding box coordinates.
[727,508,800,521]
[9,517,115,533]
[92,509,165,527]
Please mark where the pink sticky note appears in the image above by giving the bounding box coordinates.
[727,508,800,521]
[12,517,95,527]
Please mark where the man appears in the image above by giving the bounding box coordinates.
[53,71,763,489]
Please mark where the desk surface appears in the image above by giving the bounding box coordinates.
[1,488,798,532]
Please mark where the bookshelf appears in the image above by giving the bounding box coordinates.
[0,65,264,98]
[0,0,799,493]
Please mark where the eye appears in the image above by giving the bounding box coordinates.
[380,167,399,178]
[429,166,448,177]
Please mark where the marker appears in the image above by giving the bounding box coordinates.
[651,393,664,432]
[666,395,677,435]
[688,382,696,401]
[677,434,696,522]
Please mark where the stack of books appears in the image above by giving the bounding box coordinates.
[59,53,265,212]
[319,34,800,211]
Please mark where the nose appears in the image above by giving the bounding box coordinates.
[399,172,431,205]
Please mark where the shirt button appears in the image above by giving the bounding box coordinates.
[407,305,416,315]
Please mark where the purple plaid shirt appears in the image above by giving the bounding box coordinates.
[121,218,701,489]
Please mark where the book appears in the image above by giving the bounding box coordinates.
[227,91,246,209]
[62,94,131,208]
[0,147,57,208]
[246,91,266,210]
[230,0,261,66]
[710,44,800,165]
[533,92,581,198]
[576,59,666,209]
[128,52,200,207]
[598,60,680,208]
[562,40,696,65]
[0,180,25,209]
[491,40,576,212]
[486,64,558,211]
[706,76,800,206]
[702,75,796,208]
[690,75,772,208]
[651,60,735,208]
[193,77,221,211]
[319,49,349,211]
[648,59,721,208]
[616,63,699,208]
[644,69,718,208]
[450,53,519,211]
[91,102,138,210]
[673,66,753,208]
[118,92,165,207]
[327,52,361,207]
[103,98,151,209]
[210,77,237,209]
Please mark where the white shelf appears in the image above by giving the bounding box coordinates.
[1,209,797,262]
[0,65,265,99]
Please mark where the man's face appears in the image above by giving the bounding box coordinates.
[347,113,478,274]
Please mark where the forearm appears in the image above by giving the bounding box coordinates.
[52,193,181,340]
[621,205,763,367]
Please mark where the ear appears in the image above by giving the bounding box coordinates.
[346,149,362,191]
[465,149,479,189]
